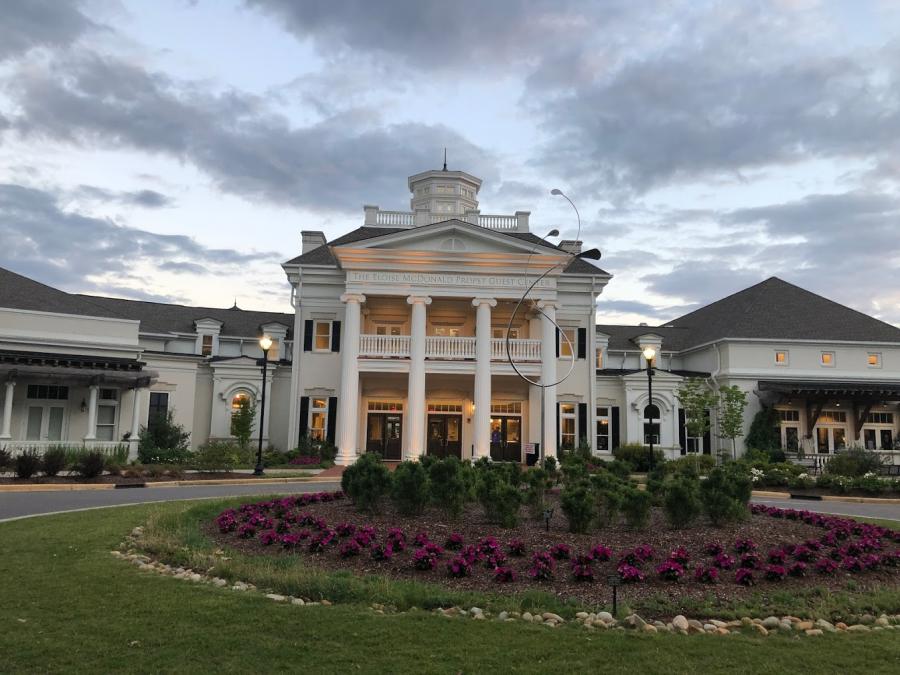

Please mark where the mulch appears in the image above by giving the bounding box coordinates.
[208,495,900,612]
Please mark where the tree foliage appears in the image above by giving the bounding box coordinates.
[230,395,257,450]
[717,385,749,460]
[675,378,718,439]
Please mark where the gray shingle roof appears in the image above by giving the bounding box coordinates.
[598,277,900,351]
[285,221,610,276]
[0,266,292,339]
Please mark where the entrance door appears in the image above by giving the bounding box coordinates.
[781,425,800,452]
[881,429,894,450]
[489,416,522,462]
[427,415,462,459]
[815,426,848,454]
[366,413,402,460]
[24,405,65,441]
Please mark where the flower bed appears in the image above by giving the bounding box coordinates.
[209,492,900,609]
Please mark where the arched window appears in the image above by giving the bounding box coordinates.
[643,403,660,445]
[230,392,254,438]
[643,404,660,420]
[231,392,252,414]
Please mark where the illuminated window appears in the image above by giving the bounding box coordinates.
[559,403,576,448]
[231,392,251,414]
[375,325,402,336]
[201,334,213,356]
[559,328,576,357]
[596,406,610,451]
[314,321,332,352]
[820,351,835,367]
[868,353,881,368]
[493,327,519,339]
[774,351,788,366]
[433,326,461,337]
[596,349,604,369]
[490,402,522,415]
[309,398,328,441]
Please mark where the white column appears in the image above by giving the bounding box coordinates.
[286,285,304,450]
[538,301,558,459]
[84,383,99,441]
[128,386,144,460]
[405,295,431,460]
[337,293,366,465]
[0,380,15,440]
[472,298,496,460]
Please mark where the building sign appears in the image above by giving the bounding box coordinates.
[347,270,554,289]
[524,442,536,455]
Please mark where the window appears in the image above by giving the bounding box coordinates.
[643,404,660,445]
[96,404,117,441]
[100,388,118,401]
[148,392,169,429]
[231,392,252,415]
[820,351,835,367]
[433,326,461,337]
[309,398,328,441]
[559,328,576,357]
[490,402,522,415]
[818,410,846,424]
[201,334,213,356]
[596,406,610,451]
[428,402,463,413]
[866,412,894,425]
[26,385,69,400]
[596,349,603,369]
[375,325,402,336]
[868,353,882,368]
[774,351,788,365]
[314,321,332,351]
[559,403,576,448]
[778,409,800,422]
[493,327,519,339]
[368,401,403,412]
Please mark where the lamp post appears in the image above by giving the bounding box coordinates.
[641,345,656,472]
[254,335,273,476]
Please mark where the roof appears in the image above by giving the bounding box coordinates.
[599,277,900,351]
[285,221,610,275]
[0,266,292,339]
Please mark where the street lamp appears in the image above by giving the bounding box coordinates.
[641,345,656,472]
[254,335,273,476]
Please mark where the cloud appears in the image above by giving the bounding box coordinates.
[75,185,175,208]
[6,53,497,211]
[0,182,276,298]
[0,0,96,62]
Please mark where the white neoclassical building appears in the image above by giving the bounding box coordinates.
[2,165,899,464]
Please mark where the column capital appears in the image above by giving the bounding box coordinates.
[340,292,366,304]
[407,295,432,306]
[471,297,497,308]
[536,300,560,310]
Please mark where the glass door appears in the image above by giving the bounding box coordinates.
[366,413,403,460]
[426,415,462,459]
[24,405,65,441]
[489,416,522,462]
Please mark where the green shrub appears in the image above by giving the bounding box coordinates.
[824,449,885,477]
[14,449,41,479]
[612,443,665,472]
[427,456,468,518]
[852,475,888,495]
[524,467,551,519]
[0,448,11,470]
[745,407,781,452]
[621,488,652,529]
[663,476,702,528]
[699,466,751,526]
[391,461,430,515]
[341,453,392,513]
[484,479,523,528]
[138,410,192,464]
[475,467,504,523]
[560,482,595,533]
[788,473,815,490]
[41,448,68,477]
[593,459,632,481]
[671,454,716,476]
[595,486,623,528]
[560,455,589,486]
[194,441,240,472]
[72,451,105,479]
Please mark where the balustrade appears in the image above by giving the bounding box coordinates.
[358,334,540,361]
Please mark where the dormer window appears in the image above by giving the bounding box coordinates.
[868,352,881,368]
[194,318,223,357]
[774,350,788,366]
[201,334,213,356]
[820,351,835,367]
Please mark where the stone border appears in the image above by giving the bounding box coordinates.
[113,525,900,638]
[0,476,336,493]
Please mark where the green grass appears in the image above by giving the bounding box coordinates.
[1,503,899,674]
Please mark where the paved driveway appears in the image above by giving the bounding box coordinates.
[0,480,341,522]
[752,497,900,522]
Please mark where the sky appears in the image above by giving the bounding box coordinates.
[0,0,898,326]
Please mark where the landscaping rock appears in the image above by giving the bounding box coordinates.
[847,625,871,633]
[624,614,646,629]
[875,616,889,627]
[716,628,730,636]
[672,615,689,632]
[805,629,823,637]
[291,598,305,606]
[860,614,875,625]
[779,621,793,632]
[522,612,533,623]
[642,624,657,634]
[709,620,728,629]
[751,624,768,636]
[321,600,332,606]
[703,624,716,632]
[814,620,835,633]
[597,611,614,623]
[836,622,848,631]
[498,611,508,622]
[576,612,589,620]
[796,621,814,631]
[542,612,564,623]
[762,616,780,629]
[265,594,286,602]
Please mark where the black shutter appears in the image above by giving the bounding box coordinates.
[555,327,560,358]
[326,396,338,444]
[703,409,712,455]
[678,408,686,455]
[611,406,620,450]
[298,396,310,440]
[303,320,313,352]
[577,328,587,360]
[578,402,588,445]
[556,403,560,448]
[331,321,341,352]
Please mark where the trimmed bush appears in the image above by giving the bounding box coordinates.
[560,482,595,533]
[72,450,105,479]
[41,448,68,477]
[341,453,392,513]
[138,410,192,464]
[14,449,41,479]
[824,448,884,477]
[663,476,702,528]
[699,465,751,526]
[621,488,652,530]
[427,456,468,518]
[475,467,522,528]
[612,443,665,472]
[194,441,241,472]
[524,467,551,519]
[390,461,430,515]
[0,448,12,470]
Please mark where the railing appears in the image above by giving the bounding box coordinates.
[359,334,411,358]
[491,338,542,362]
[426,336,476,359]
[430,213,473,224]
[478,214,518,230]
[375,210,415,227]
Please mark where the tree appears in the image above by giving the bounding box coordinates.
[230,395,257,450]
[717,385,749,460]
[745,406,781,454]
[676,378,718,444]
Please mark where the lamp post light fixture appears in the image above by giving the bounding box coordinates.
[254,335,273,477]
[641,345,656,472]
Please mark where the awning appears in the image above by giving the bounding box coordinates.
[0,349,157,387]
[758,380,900,398]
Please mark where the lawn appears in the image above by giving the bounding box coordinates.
[1,502,899,674]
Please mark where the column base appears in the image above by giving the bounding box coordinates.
[335,450,358,466]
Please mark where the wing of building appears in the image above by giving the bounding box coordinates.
[2,166,898,464]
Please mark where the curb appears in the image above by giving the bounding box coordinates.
[0,476,339,493]
[752,490,900,505]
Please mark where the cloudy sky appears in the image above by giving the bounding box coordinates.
[1,0,898,325]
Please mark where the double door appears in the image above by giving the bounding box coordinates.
[815,426,847,454]
[25,405,65,441]
[490,416,521,462]
[427,414,462,459]
[366,413,402,460]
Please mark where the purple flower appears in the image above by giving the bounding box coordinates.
[668,547,690,565]
[507,539,527,556]
[634,544,654,562]
[735,568,755,586]
[280,533,302,549]
[571,556,595,582]
[767,549,787,564]
[309,528,336,553]
[485,552,507,569]
[740,553,761,570]
[617,563,644,583]
[788,562,807,577]
[550,543,571,560]
[815,558,838,575]
[371,543,393,561]
[528,551,555,581]
[764,564,786,581]
[842,556,863,572]
[793,545,817,562]
[413,531,430,547]
[656,560,685,582]
[713,553,736,570]
[413,547,439,571]
[494,567,516,583]
[335,522,356,537]
[387,528,407,551]
[423,542,444,557]
[460,545,480,565]
[694,565,719,584]
[445,533,465,550]
[705,541,725,556]
[589,544,612,562]
[216,512,237,532]
[259,530,279,546]
[237,523,257,539]
[478,537,501,558]
[734,538,756,554]
[446,555,472,578]
[340,540,361,558]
